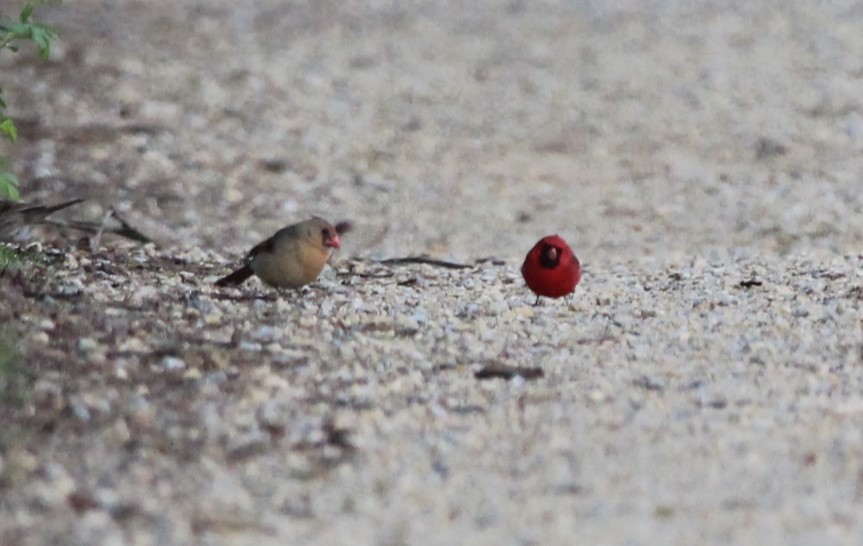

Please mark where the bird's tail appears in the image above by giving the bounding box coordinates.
[215,264,254,287]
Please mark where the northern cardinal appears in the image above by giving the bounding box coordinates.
[215,216,342,289]
[521,235,581,305]
[0,198,84,241]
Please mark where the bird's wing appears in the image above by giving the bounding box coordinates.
[246,223,306,259]
[245,234,276,260]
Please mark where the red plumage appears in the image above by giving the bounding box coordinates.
[521,235,581,303]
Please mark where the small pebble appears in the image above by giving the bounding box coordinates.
[160,356,186,371]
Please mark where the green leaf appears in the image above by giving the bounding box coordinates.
[20,4,34,24]
[7,22,33,39]
[30,26,55,58]
[0,119,17,142]
[0,171,21,200]
[0,20,56,59]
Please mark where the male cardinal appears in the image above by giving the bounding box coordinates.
[0,198,84,241]
[521,235,581,305]
[215,216,342,289]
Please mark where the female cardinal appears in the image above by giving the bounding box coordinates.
[215,216,342,289]
[521,235,581,305]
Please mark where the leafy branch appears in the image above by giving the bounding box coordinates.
[0,3,58,200]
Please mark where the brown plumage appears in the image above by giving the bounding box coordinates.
[0,198,84,241]
[215,216,341,289]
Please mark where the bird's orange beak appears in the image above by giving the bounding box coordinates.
[326,234,341,249]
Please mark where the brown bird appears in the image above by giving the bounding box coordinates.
[215,216,342,289]
[0,198,84,241]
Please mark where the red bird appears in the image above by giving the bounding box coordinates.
[521,235,581,305]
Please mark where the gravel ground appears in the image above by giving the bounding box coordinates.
[2,1,863,544]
